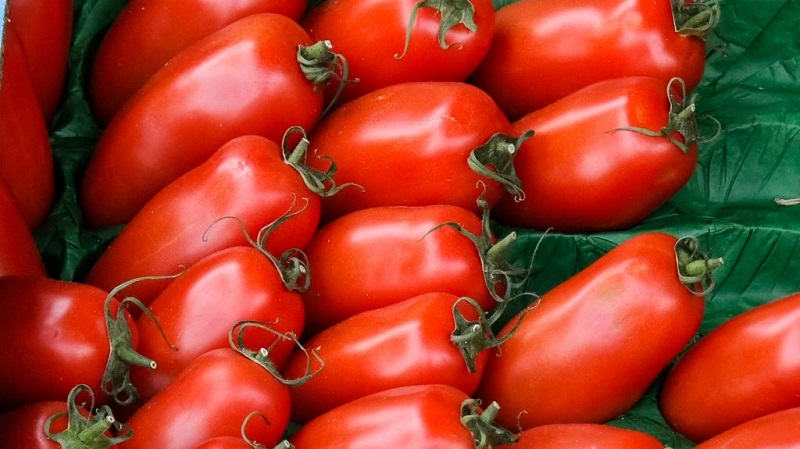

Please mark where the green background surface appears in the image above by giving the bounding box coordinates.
[36,1,800,447]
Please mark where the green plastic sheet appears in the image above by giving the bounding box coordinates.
[35,1,800,447]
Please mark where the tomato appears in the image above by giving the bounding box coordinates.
[283,292,497,423]
[659,291,800,442]
[470,0,716,118]
[80,13,333,228]
[694,406,800,449]
[300,204,503,334]
[0,25,55,229]
[119,348,290,449]
[7,0,73,122]
[0,385,132,449]
[130,245,306,402]
[0,178,46,278]
[192,412,288,449]
[289,384,516,449]
[89,0,307,124]
[0,276,141,408]
[305,81,527,222]
[496,423,665,449]
[476,232,720,429]
[302,0,495,103]
[493,76,699,233]
[84,135,321,308]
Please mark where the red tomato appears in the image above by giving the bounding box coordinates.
[0,277,135,408]
[7,0,73,122]
[476,232,717,429]
[496,423,665,449]
[494,76,699,233]
[130,245,306,402]
[302,0,495,103]
[80,13,328,228]
[0,25,55,229]
[192,412,286,449]
[89,0,307,124]
[290,384,516,449]
[305,81,526,221]
[694,406,800,449]
[0,385,132,448]
[659,291,800,442]
[0,178,46,278]
[283,292,492,423]
[301,204,499,333]
[84,135,321,308]
[471,0,714,118]
[120,348,290,449]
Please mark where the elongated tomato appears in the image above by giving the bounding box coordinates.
[494,76,698,233]
[659,291,800,442]
[80,13,326,228]
[496,423,665,449]
[694,407,800,449]
[84,135,320,307]
[476,232,717,429]
[0,178,46,277]
[89,0,307,124]
[471,0,714,118]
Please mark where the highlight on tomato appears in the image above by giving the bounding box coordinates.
[493,76,700,233]
[693,406,800,449]
[475,232,722,429]
[89,0,308,124]
[470,0,719,118]
[659,291,800,442]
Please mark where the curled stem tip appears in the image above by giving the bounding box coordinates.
[460,399,518,449]
[468,131,532,202]
[675,236,723,296]
[395,0,479,59]
[672,0,721,36]
[297,40,354,116]
[45,384,133,448]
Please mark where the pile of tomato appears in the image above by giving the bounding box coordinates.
[1,0,799,448]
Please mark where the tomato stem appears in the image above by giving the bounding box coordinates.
[460,399,518,449]
[468,131,532,202]
[395,0,478,59]
[229,320,324,386]
[102,270,183,405]
[671,0,721,36]
[674,236,723,296]
[280,126,365,198]
[44,384,133,449]
[297,40,353,116]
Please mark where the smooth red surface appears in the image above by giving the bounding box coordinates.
[496,423,666,449]
[0,178,46,278]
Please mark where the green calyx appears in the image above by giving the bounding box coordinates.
[229,320,324,386]
[675,236,724,296]
[102,270,184,405]
[460,399,518,449]
[297,40,353,116]
[613,77,700,153]
[396,0,478,59]
[468,131,532,202]
[671,0,721,36]
[44,384,133,449]
[281,126,364,199]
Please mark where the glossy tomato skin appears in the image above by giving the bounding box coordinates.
[0,25,55,229]
[306,81,513,221]
[130,246,306,402]
[302,0,495,103]
[192,437,252,449]
[301,204,494,334]
[283,292,487,423]
[471,0,707,118]
[7,0,73,122]
[693,406,800,449]
[81,13,324,228]
[659,291,800,443]
[120,348,290,449]
[476,232,705,429]
[494,76,698,233]
[496,423,665,449]
[84,135,321,307]
[290,384,479,449]
[89,0,307,124]
[0,178,46,278]
[0,401,68,448]
[0,277,131,408]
